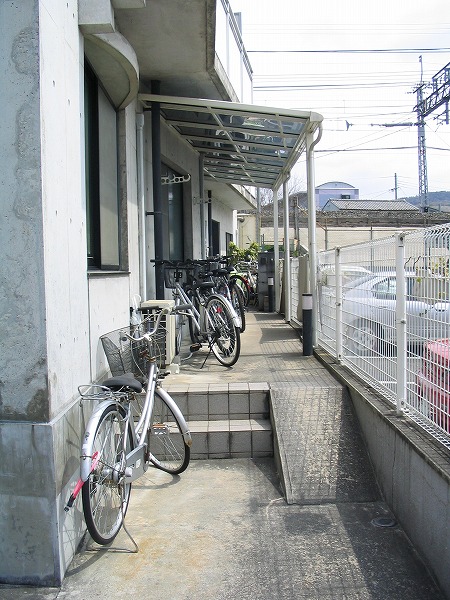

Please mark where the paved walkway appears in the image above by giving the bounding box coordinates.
[1,311,445,599]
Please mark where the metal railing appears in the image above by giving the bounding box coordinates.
[293,223,450,449]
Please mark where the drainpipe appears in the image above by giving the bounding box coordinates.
[283,176,291,322]
[207,190,212,256]
[136,113,146,299]
[151,80,164,299]
[306,123,323,346]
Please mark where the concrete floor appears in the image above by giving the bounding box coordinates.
[0,310,445,599]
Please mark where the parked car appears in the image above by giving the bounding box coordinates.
[319,270,450,355]
[416,339,450,433]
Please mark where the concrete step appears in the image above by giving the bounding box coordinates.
[187,418,272,459]
[162,382,270,421]
[162,382,273,459]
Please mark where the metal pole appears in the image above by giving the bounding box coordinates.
[283,177,291,322]
[273,186,280,311]
[306,124,323,346]
[256,188,261,246]
[335,247,343,362]
[199,155,206,259]
[302,293,313,356]
[151,80,165,299]
[207,190,212,256]
[396,232,407,416]
[136,113,147,299]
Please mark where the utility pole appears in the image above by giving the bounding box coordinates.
[393,173,398,200]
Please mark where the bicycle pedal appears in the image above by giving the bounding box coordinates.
[190,343,202,352]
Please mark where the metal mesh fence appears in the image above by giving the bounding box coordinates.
[313,223,450,449]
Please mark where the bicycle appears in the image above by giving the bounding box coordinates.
[206,256,247,333]
[230,260,258,307]
[155,259,241,367]
[65,308,192,546]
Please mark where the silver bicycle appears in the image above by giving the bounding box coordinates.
[65,308,192,545]
[159,260,242,367]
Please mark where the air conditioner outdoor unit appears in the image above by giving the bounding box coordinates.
[140,299,176,367]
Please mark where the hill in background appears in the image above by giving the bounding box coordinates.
[405,191,450,211]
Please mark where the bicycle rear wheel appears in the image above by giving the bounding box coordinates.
[82,404,132,545]
[149,389,190,474]
[205,294,241,366]
[230,282,246,333]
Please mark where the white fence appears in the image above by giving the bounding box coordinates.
[298,223,450,449]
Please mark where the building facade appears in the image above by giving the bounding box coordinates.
[0,0,256,585]
[0,0,323,586]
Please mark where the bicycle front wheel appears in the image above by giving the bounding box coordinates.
[149,390,190,474]
[82,404,132,545]
[230,274,251,306]
[205,294,241,367]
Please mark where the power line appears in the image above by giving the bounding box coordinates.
[247,48,450,54]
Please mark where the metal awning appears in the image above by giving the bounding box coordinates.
[139,94,323,190]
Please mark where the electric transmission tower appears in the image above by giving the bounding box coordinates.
[414,60,450,212]
[415,82,428,211]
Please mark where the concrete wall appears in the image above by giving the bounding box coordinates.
[0,0,139,585]
[317,353,450,599]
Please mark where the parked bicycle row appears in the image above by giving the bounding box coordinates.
[64,255,258,545]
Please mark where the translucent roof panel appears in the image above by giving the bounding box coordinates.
[139,95,323,190]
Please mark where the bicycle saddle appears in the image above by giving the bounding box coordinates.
[102,374,143,393]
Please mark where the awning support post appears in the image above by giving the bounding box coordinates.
[283,177,291,322]
[306,124,323,346]
[273,186,280,311]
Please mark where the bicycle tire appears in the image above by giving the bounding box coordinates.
[174,297,185,355]
[148,389,190,474]
[187,289,201,344]
[230,274,251,307]
[230,282,246,333]
[205,293,241,367]
[82,404,132,545]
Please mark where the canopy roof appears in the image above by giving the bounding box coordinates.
[139,95,323,190]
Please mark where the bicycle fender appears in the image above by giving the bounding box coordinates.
[80,399,119,482]
[156,388,192,447]
[214,294,241,328]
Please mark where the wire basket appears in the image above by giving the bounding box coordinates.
[100,318,167,381]
[163,265,190,289]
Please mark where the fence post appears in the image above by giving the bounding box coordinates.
[335,247,343,362]
[396,232,407,416]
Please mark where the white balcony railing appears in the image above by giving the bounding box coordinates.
[215,0,253,103]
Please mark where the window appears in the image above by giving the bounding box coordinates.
[225,232,233,252]
[84,63,120,270]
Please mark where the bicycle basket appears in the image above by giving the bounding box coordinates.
[100,321,166,380]
[163,265,189,289]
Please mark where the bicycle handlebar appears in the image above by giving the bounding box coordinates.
[123,307,170,342]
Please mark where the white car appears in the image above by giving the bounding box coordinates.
[319,270,450,355]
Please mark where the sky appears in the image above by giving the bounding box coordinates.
[232,0,450,200]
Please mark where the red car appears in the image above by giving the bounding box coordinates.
[417,339,450,433]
